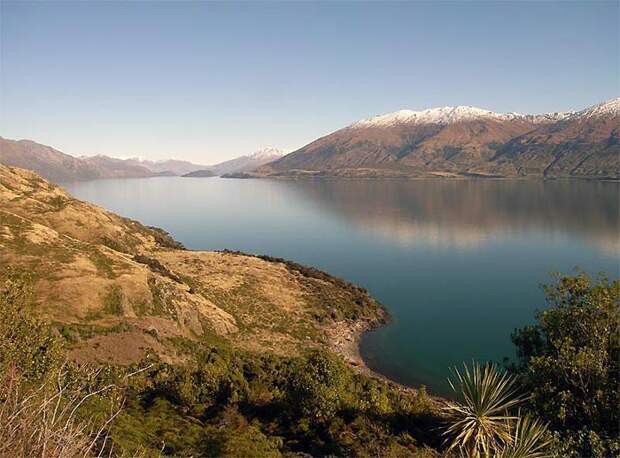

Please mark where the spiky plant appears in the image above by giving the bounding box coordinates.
[497,413,552,458]
[442,362,524,457]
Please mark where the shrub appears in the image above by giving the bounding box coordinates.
[103,285,124,316]
[511,273,619,457]
[0,270,62,380]
[497,413,552,458]
[286,350,350,422]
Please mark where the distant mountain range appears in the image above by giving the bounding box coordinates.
[119,158,211,176]
[249,98,619,179]
[115,149,285,177]
[0,138,155,182]
[2,98,617,181]
[0,137,286,182]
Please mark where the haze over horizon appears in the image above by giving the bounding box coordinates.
[1,1,618,163]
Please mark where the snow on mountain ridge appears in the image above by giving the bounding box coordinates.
[349,98,619,128]
[350,106,527,128]
[247,148,287,160]
[572,97,620,119]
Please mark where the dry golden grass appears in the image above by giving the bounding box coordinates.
[1,164,384,369]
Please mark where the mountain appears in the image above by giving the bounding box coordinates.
[254,98,619,179]
[210,147,286,176]
[87,149,287,178]
[121,157,210,176]
[80,155,161,178]
[120,149,286,176]
[181,169,216,177]
[0,137,154,181]
[0,136,289,181]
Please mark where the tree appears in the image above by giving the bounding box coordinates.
[511,273,619,457]
[287,350,349,422]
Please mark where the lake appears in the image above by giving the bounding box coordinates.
[64,177,620,396]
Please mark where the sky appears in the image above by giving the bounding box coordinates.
[1,1,618,164]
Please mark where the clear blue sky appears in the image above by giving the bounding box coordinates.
[1,1,618,163]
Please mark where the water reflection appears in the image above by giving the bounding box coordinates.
[275,179,620,254]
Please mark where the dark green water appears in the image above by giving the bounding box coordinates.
[64,177,619,396]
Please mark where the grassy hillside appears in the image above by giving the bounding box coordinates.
[0,163,391,364]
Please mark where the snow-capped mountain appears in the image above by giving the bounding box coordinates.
[255,98,619,179]
[347,100,618,128]
[208,148,286,176]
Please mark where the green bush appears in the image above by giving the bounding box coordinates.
[0,270,62,380]
[105,346,440,457]
[511,273,620,457]
[286,350,350,422]
[103,284,124,315]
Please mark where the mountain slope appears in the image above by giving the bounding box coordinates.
[256,99,619,179]
[120,157,210,176]
[210,147,286,175]
[78,154,159,178]
[117,148,286,176]
[0,137,155,181]
[0,137,116,182]
[0,164,384,365]
[486,99,620,177]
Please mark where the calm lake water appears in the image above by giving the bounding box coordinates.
[64,177,619,395]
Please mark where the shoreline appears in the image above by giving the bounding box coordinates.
[325,315,448,406]
[220,249,448,403]
[327,318,408,387]
[221,172,620,183]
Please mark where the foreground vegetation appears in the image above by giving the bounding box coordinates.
[510,274,619,457]
[0,270,441,457]
[443,362,552,458]
[440,273,618,458]
[2,270,617,457]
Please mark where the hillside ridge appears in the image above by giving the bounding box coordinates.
[0,164,385,367]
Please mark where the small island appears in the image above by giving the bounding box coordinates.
[181,169,216,177]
